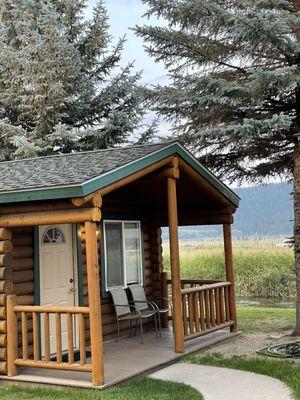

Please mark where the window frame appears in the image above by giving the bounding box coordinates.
[41,226,66,245]
[103,219,144,292]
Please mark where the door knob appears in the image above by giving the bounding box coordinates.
[69,278,74,283]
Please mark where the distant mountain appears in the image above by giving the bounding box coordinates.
[165,182,294,240]
[233,182,293,238]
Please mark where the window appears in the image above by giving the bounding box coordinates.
[42,227,65,244]
[103,221,143,290]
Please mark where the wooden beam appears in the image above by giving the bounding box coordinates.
[153,213,234,227]
[99,156,174,196]
[0,208,101,228]
[85,221,104,386]
[167,177,184,353]
[0,201,76,215]
[0,228,12,241]
[71,191,102,208]
[223,224,237,332]
[7,295,18,376]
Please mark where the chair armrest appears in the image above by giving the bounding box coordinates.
[113,304,142,316]
[130,300,157,312]
[149,297,172,311]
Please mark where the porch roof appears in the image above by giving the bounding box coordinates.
[0,141,239,206]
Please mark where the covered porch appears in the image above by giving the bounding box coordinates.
[0,142,240,387]
[1,328,236,389]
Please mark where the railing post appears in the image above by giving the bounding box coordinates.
[85,221,104,386]
[7,294,18,376]
[223,223,238,332]
[167,158,184,353]
[161,272,169,328]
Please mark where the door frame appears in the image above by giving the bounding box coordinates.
[34,223,81,354]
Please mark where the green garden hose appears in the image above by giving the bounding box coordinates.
[256,341,300,358]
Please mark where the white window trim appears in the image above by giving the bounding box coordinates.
[41,226,66,245]
[103,220,143,292]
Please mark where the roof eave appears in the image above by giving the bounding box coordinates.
[0,142,240,207]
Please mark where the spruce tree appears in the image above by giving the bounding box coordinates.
[0,0,148,160]
[135,0,300,332]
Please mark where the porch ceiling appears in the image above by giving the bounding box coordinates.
[102,156,237,226]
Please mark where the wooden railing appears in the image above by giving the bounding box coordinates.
[167,278,222,289]
[7,295,91,376]
[181,281,235,341]
[164,277,236,340]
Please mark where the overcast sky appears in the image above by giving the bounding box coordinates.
[86,0,167,85]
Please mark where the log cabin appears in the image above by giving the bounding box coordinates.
[0,141,240,387]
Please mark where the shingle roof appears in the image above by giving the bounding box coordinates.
[0,142,168,193]
[0,141,240,206]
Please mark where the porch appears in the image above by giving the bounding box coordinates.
[1,328,237,389]
[4,277,237,387]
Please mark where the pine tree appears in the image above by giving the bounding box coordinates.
[0,0,149,160]
[135,0,300,331]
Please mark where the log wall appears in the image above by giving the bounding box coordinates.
[11,228,34,360]
[148,226,164,301]
[80,221,164,340]
[0,228,13,375]
[0,219,164,373]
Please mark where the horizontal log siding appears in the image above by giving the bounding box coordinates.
[0,221,163,371]
[80,222,157,340]
[149,227,163,302]
[0,228,13,375]
[11,228,34,362]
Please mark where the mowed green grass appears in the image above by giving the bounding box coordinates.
[0,378,203,400]
[187,353,300,399]
[163,239,295,299]
[237,306,295,333]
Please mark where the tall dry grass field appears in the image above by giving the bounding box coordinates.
[163,239,295,299]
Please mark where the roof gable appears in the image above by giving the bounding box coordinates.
[0,142,239,207]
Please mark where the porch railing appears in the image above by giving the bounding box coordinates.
[165,277,235,341]
[7,295,92,376]
[181,281,234,340]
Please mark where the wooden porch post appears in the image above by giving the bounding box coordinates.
[223,223,238,332]
[167,175,184,353]
[7,294,18,376]
[85,221,104,386]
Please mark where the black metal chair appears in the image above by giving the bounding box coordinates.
[109,287,158,344]
[128,283,172,337]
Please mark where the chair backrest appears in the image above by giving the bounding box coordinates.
[128,284,148,311]
[109,287,131,317]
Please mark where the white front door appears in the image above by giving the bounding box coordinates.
[39,224,77,355]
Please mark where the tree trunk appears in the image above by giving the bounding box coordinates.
[294,148,300,335]
[292,0,300,335]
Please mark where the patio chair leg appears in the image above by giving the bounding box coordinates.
[134,317,138,336]
[139,317,144,344]
[154,314,158,338]
[158,313,162,338]
[116,318,120,343]
[129,318,132,337]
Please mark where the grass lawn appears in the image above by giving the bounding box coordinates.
[0,378,203,400]
[237,306,295,333]
[163,239,295,298]
[186,353,300,399]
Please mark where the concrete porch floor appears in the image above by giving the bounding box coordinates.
[0,328,238,389]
